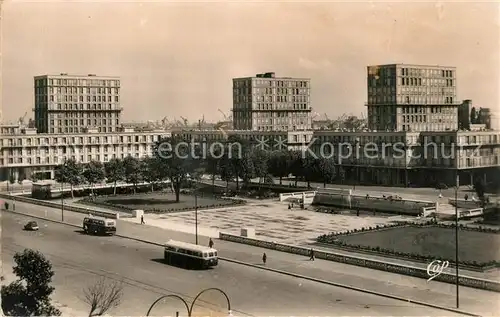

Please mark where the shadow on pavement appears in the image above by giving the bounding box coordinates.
[150,258,215,271]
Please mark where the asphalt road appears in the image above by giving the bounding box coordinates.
[2,212,466,317]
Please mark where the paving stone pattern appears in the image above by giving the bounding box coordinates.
[150,201,414,245]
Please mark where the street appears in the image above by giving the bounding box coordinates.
[2,211,467,316]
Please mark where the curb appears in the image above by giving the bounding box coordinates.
[3,209,481,317]
[220,257,480,317]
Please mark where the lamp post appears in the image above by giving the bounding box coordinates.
[195,187,198,245]
[61,182,65,222]
[146,288,231,317]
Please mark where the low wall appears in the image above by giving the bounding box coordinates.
[0,193,119,219]
[219,232,500,292]
[313,192,434,215]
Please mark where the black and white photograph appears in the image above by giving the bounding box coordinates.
[1,1,499,316]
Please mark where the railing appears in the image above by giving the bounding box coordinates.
[219,232,500,292]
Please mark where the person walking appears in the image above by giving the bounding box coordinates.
[262,253,267,265]
[140,215,145,224]
[209,238,214,248]
[309,248,315,261]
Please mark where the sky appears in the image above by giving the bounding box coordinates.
[1,0,499,124]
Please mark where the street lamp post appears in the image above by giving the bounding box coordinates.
[146,288,231,317]
[455,173,460,308]
[195,189,198,245]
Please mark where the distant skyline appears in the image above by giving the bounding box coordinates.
[2,1,499,124]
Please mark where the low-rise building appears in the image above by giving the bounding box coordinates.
[171,128,500,187]
[0,124,170,181]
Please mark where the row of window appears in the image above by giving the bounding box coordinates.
[1,152,144,166]
[5,144,150,157]
[40,95,120,103]
[400,68,454,77]
[36,86,119,95]
[35,78,120,87]
[2,134,165,147]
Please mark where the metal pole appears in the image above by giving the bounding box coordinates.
[455,173,459,308]
[195,190,198,245]
[61,183,64,222]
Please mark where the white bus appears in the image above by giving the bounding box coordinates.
[83,216,116,236]
[164,240,218,269]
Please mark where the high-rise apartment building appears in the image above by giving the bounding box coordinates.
[34,74,122,134]
[366,64,458,132]
[232,72,312,131]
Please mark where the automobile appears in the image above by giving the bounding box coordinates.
[24,221,39,231]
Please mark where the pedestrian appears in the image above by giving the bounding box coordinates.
[438,192,443,199]
[209,238,214,248]
[262,252,267,265]
[309,248,315,261]
[464,194,469,201]
[141,215,145,224]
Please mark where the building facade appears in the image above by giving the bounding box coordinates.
[34,74,122,134]
[366,64,458,132]
[0,124,170,181]
[171,128,313,153]
[170,128,500,187]
[232,72,312,131]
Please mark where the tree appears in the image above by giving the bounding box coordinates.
[289,151,305,186]
[82,277,123,317]
[474,177,486,202]
[153,136,201,202]
[218,152,235,193]
[82,160,105,195]
[316,157,337,188]
[1,249,61,316]
[140,157,162,192]
[104,158,125,195]
[268,150,292,185]
[122,156,142,194]
[227,136,252,190]
[251,148,269,184]
[8,173,15,185]
[205,149,222,187]
[54,158,83,198]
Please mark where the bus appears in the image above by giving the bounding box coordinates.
[83,216,117,236]
[164,240,218,269]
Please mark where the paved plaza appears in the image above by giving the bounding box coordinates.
[123,200,415,245]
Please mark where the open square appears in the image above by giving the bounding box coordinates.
[332,226,500,264]
[90,192,238,212]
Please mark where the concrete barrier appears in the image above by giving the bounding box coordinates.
[0,193,119,219]
[219,232,500,292]
[279,191,317,204]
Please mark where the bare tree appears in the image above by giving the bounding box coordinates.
[82,277,123,317]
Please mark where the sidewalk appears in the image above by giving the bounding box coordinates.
[7,199,499,316]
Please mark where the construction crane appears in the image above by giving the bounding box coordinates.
[218,109,229,121]
[180,116,189,127]
[18,111,28,126]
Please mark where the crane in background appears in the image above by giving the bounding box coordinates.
[180,116,189,127]
[18,111,28,126]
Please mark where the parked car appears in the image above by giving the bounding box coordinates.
[24,221,39,231]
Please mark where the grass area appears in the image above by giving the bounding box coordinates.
[92,192,236,212]
[334,226,500,264]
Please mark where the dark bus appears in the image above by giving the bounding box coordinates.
[83,216,117,236]
[164,240,218,269]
